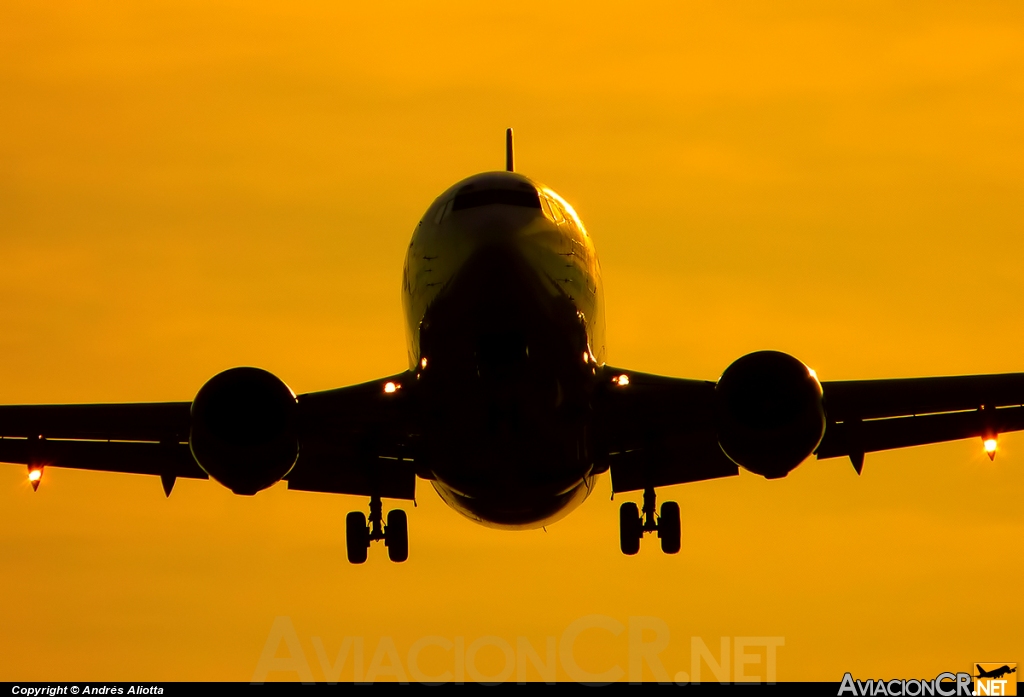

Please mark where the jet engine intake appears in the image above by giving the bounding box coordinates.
[190,367,298,495]
[715,351,825,479]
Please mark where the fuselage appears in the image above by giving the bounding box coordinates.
[402,171,606,529]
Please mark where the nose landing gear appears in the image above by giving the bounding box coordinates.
[346,495,409,563]
[619,487,680,555]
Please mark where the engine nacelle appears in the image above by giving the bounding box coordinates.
[190,367,298,495]
[715,351,825,479]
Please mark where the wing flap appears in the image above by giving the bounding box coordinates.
[607,434,739,493]
[0,438,206,479]
[816,405,1024,460]
[286,456,416,499]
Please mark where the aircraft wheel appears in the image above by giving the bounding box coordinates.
[346,511,369,564]
[659,501,681,554]
[385,509,409,563]
[619,502,642,555]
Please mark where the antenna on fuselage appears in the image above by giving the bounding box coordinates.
[505,127,514,172]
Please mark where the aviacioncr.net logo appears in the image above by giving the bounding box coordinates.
[838,672,972,696]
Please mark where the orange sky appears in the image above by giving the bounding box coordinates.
[1,0,1022,682]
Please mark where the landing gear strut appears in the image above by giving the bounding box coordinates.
[346,495,409,564]
[619,487,680,555]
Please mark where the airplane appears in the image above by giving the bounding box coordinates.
[976,665,1016,680]
[2,129,1023,564]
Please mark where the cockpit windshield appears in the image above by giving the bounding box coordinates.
[451,188,541,212]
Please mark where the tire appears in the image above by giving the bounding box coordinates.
[386,509,409,563]
[619,502,641,555]
[659,501,681,554]
[346,511,369,564]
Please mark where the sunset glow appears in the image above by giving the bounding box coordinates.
[1,0,1021,683]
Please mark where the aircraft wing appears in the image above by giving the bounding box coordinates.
[594,366,1024,492]
[816,373,1024,464]
[0,371,419,499]
[287,372,418,500]
[7,366,1023,498]
[592,367,739,493]
[0,402,204,486]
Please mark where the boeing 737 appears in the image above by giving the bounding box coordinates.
[2,130,1023,563]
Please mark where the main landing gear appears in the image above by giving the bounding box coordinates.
[619,487,680,555]
[346,495,409,564]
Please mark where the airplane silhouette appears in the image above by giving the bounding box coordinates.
[976,665,1017,680]
[2,129,1024,563]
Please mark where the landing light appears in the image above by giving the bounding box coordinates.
[384,382,399,394]
[582,352,589,364]
[28,467,42,491]
[615,374,629,387]
[984,437,998,460]
[420,357,428,369]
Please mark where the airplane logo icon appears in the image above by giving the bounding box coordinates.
[974,663,1017,697]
